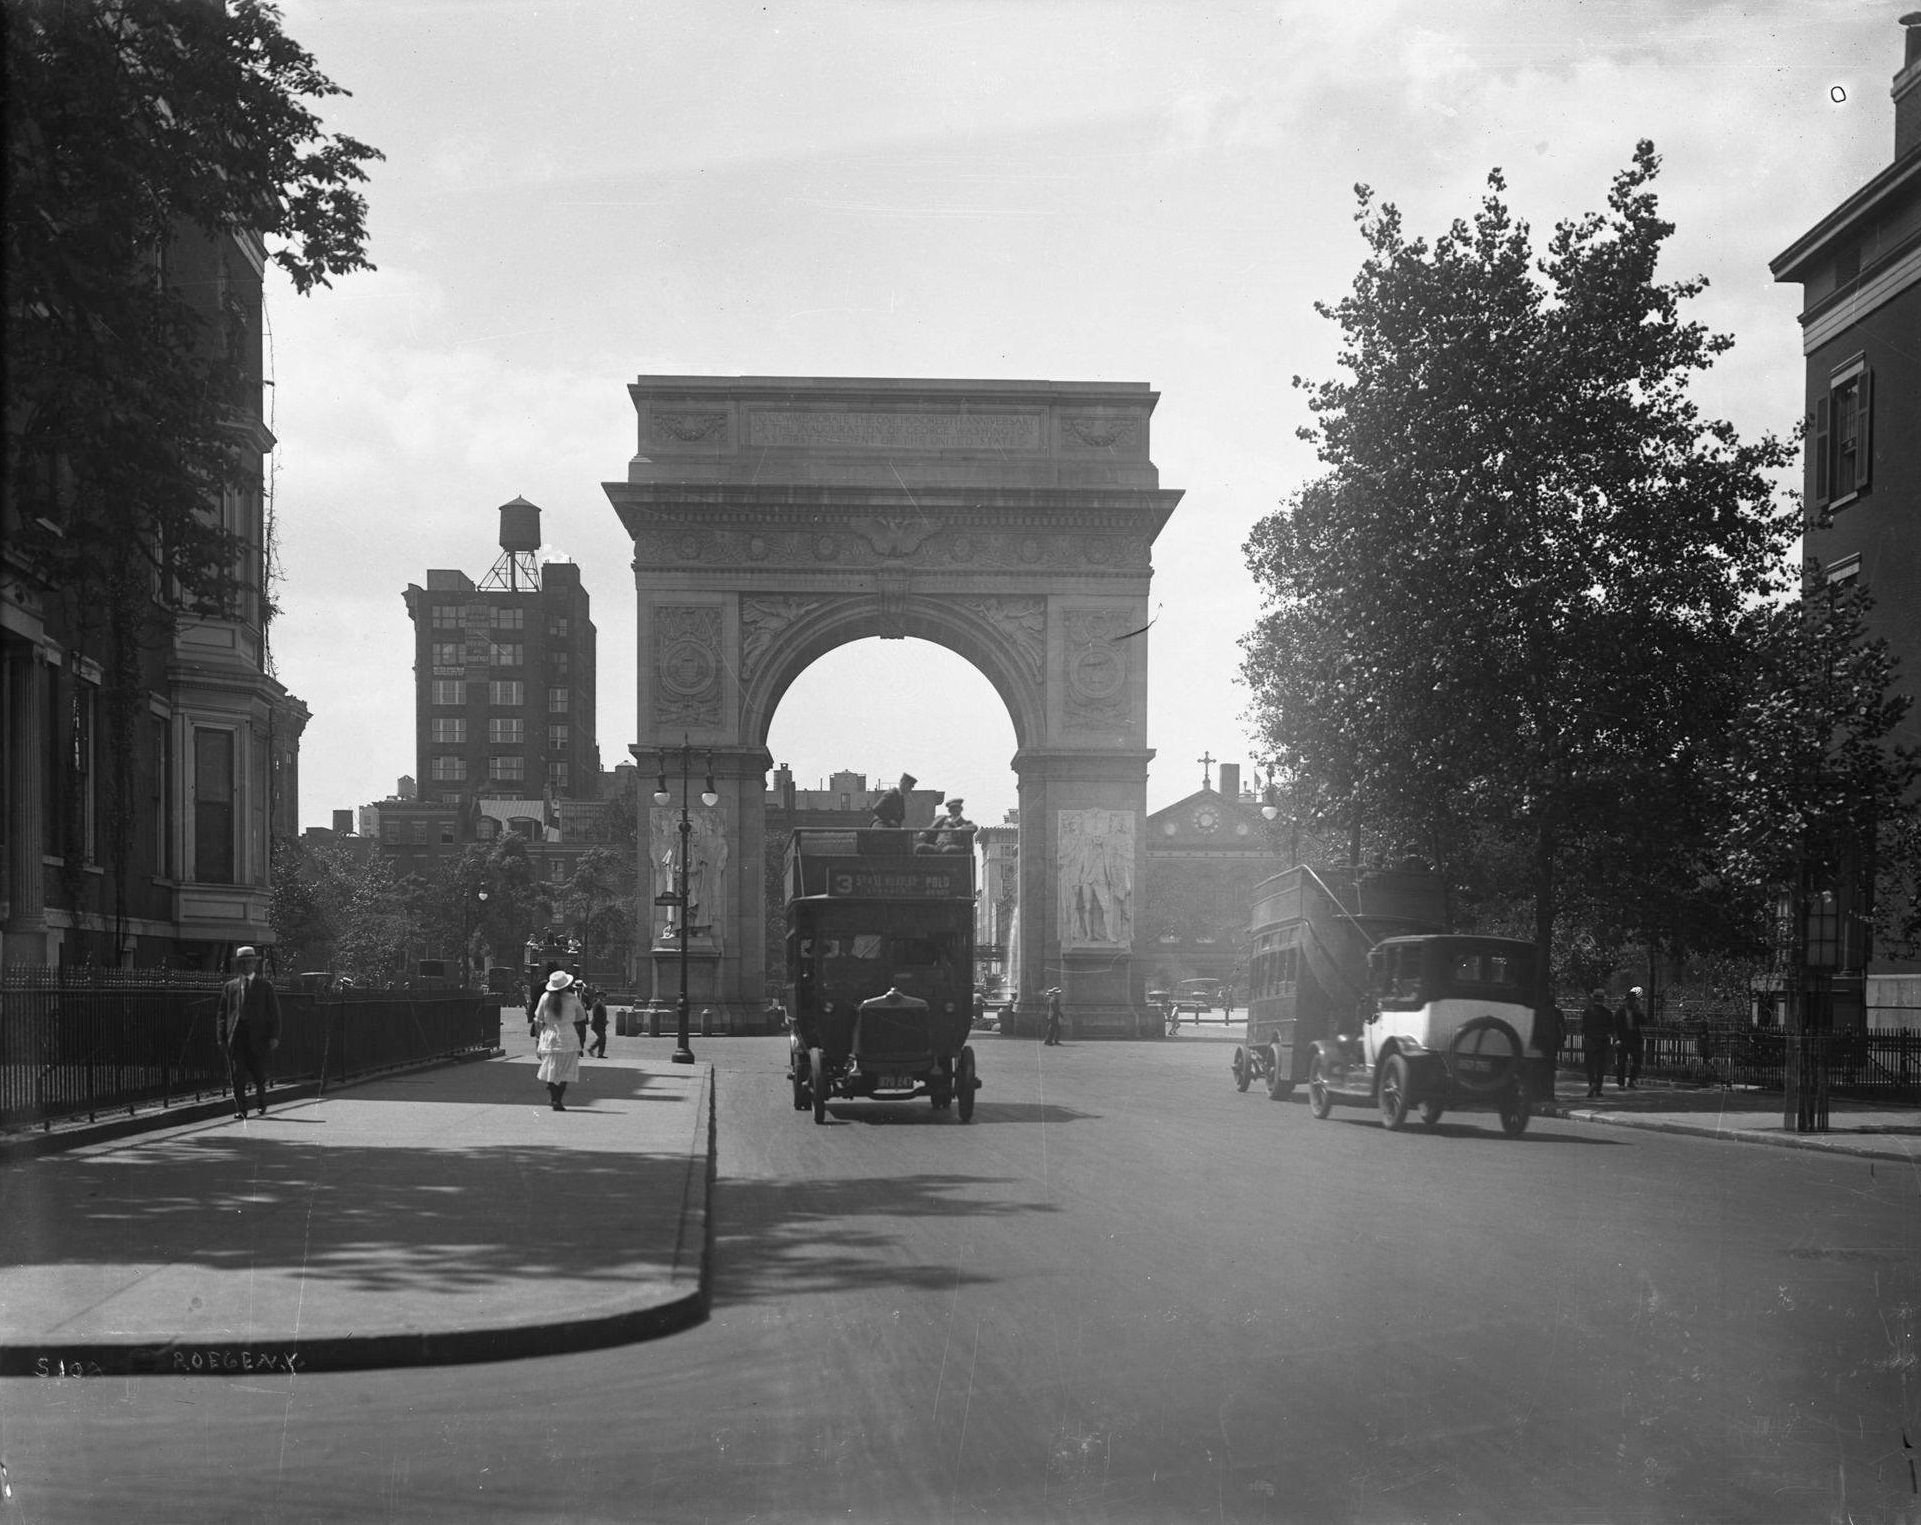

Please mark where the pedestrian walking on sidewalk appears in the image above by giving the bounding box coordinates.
[221,946,282,1120]
[588,989,609,1058]
[1579,989,1613,1099]
[1043,987,1065,1046]
[1614,986,1647,1089]
[534,969,584,1110]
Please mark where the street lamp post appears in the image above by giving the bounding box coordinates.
[652,734,717,1066]
[462,885,490,988]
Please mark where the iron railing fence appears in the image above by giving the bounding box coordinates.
[0,967,501,1133]
[1556,1020,1920,1098]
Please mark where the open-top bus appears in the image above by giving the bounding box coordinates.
[784,828,981,1124]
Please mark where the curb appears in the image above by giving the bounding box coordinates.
[1556,1105,1919,1162]
[0,1066,716,1377]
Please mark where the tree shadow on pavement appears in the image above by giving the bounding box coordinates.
[821,1100,1095,1126]
[711,1173,1061,1301]
[328,1056,688,1108]
[0,1134,701,1294]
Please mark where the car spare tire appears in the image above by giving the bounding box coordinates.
[1445,1015,1524,1096]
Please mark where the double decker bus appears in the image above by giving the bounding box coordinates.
[783,827,981,1124]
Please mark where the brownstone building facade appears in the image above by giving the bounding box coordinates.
[1771,14,1921,1017]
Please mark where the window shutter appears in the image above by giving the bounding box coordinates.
[1852,370,1872,494]
[1812,394,1831,511]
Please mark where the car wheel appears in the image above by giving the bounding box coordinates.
[1232,1047,1251,1092]
[810,1047,829,1125]
[1499,1089,1532,1136]
[1266,1045,1294,1102]
[1420,1100,1445,1127]
[1379,1054,1413,1131]
[957,1046,977,1123]
[1308,1053,1333,1119]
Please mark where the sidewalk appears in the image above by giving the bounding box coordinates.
[1545,1077,1921,1162]
[0,1030,713,1377]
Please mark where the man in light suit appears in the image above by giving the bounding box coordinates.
[222,946,282,1120]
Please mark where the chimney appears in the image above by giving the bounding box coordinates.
[1897,13,1921,160]
[1219,763,1242,802]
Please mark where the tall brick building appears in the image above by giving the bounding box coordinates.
[401,499,601,814]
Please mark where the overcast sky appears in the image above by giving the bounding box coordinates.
[265,0,1900,831]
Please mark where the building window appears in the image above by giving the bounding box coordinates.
[381,818,400,842]
[1813,356,1873,512]
[432,680,466,707]
[477,817,498,842]
[431,642,463,667]
[550,615,570,639]
[489,681,524,707]
[489,755,525,783]
[192,727,235,884]
[432,604,463,630]
[431,717,467,744]
[549,688,569,714]
[489,717,525,744]
[551,651,570,679]
[69,682,97,862]
[492,606,525,630]
[489,642,523,668]
[1825,552,1862,588]
[440,822,455,844]
[410,819,429,843]
[548,724,569,752]
[431,755,467,782]
[548,761,570,792]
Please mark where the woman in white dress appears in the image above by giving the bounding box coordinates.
[535,969,584,1111]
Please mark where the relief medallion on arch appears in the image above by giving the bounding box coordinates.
[653,605,724,727]
[1062,605,1140,730]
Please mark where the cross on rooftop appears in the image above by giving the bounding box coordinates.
[1198,751,1215,790]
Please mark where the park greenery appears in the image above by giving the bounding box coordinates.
[1241,142,1918,999]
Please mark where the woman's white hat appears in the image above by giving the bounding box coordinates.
[545,969,575,992]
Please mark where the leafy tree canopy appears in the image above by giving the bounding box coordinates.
[5,0,381,615]
[1241,143,1797,987]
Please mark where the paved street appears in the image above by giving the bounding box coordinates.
[2,1031,1917,1524]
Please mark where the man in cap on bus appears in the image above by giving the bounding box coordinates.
[871,772,917,829]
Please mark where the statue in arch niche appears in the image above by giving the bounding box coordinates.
[1058,808,1135,948]
[651,806,729,942]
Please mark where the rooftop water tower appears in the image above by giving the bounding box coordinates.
[479,495,542,591]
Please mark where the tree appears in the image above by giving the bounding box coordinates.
[1715,566,1921,962]
[269,839,419,983]
[429,835,539,977]
[550,847,636,978]
[1241,144,1797,1000]
[6,1,379,949]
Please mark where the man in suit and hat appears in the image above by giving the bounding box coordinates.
[1043,987,1065,1046]
[221,946,282,1120]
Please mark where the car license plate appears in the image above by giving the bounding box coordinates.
[877,1074,918,1091]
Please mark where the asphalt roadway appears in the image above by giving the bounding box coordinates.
[0,1023,1915,1379]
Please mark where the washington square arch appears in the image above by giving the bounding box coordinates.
[604,376,1183,1038]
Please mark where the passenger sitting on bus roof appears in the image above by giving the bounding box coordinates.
[918,798,974,852]
[871,773,916,828]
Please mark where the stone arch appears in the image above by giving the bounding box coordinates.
[605,376,1183,1037]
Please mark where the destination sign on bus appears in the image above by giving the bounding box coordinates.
[826,866,966,899]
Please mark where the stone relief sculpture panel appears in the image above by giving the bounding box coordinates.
[957,596,1046,686]
[1062,605,1140,731]
[651,805,729,947]
[740,595,827,682]
[1058,807,1135,949]
[652,605,723,728]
